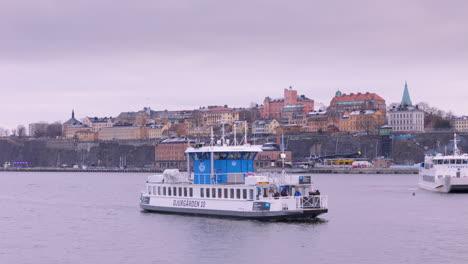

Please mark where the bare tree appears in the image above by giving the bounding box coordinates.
[0,127,4,137]
[11,129,17,137]
[17,125,26,138]
[46,122,63,138]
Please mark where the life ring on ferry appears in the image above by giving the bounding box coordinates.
[246,172,255,177]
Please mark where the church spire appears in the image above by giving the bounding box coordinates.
[72,109,75,119]
[401,81,412,106]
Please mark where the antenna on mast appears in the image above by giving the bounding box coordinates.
[452,133,460,156]
[221,121,226,146]
[244,121,248,145]
[210,127,214,146]
[280,133,286,174]
[233,124,237,146]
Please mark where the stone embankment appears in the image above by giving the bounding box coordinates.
[0,132,466,169]
[257,167,418,174]
[0,167,161,173]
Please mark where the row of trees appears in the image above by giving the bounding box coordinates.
[0,123,62,138]
[0,125,27,137]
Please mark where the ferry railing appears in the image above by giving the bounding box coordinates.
[191,171,292,185]
[296,195,327,209]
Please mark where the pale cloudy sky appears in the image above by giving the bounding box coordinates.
[1,0,467,129]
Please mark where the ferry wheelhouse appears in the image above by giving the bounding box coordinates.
[419,134,468,193]
[140,135,328,220]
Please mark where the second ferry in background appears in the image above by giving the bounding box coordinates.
[419,134,468,193]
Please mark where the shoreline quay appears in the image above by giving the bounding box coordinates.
[1,167,418,174]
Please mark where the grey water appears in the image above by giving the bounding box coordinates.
[1,172,467,264]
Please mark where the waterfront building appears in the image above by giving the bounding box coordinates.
[147,124,169,139]
[82,117,115,132]
[97,122,147,140]
[288,113,307,126]
[75,131,98,141]
[387,82,425,133]
[186,126,212,137]
[451,116,468,133]
[153,137,195,170]
[255,149,292,168]
[28,122,49,137]
[62,110,90,138]
[338,110,385,133]
[275,124,302,134]
[327,91,386,117]
[302,110,334,132]
[252,119,280,135]
[63,125,91,139]
[200,106,240,126]
[260,86,314,119]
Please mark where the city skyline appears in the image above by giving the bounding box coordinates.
[1,0,468,129]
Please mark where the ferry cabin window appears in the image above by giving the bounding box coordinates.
[211,188,216,198]
[230,189,234,199]
[263,188,268,197]
[163,187,166,196]
[450,160,456,164]
[236,189,241,199]
[206,188,210,198]
[168,187,172,196]
[184,187,187,197]
[242,189,247,199]
[444,160,449,164]
[223,188,228,198]
[456,159,462,164]
[179,187,182,197]
[218,188,222,198]
[148,187,152,195]
[200,188,204,198]
[218,153,227,160]
[153,186,156,195]
[173,187,177,196]
[464,160,468,164]
[249,189,254,200]
[243,153,253,160]
[189,188,193,197]
[158,186,161,195]
[228,152,242,160]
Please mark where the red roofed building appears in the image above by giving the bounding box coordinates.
[261,86,314,119]
[328,91,386,116]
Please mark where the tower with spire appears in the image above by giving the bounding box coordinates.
[401,81,412,106]
[387,81,425,133]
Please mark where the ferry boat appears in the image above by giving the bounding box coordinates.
[140,130,328,220]
[419,134,468,193]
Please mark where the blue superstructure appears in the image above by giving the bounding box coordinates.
[186,145,262,184]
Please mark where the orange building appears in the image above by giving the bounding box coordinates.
[200,106,239,126]
[97,123,147,140]
[76,131,98,141]
[302,110,334,132]
[338,110,385,134]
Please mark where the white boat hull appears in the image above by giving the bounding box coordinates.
[140,203,327,220]
[139,194,327,220]
[419,170,468,193]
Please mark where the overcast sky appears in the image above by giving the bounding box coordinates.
[1,0,467,129]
